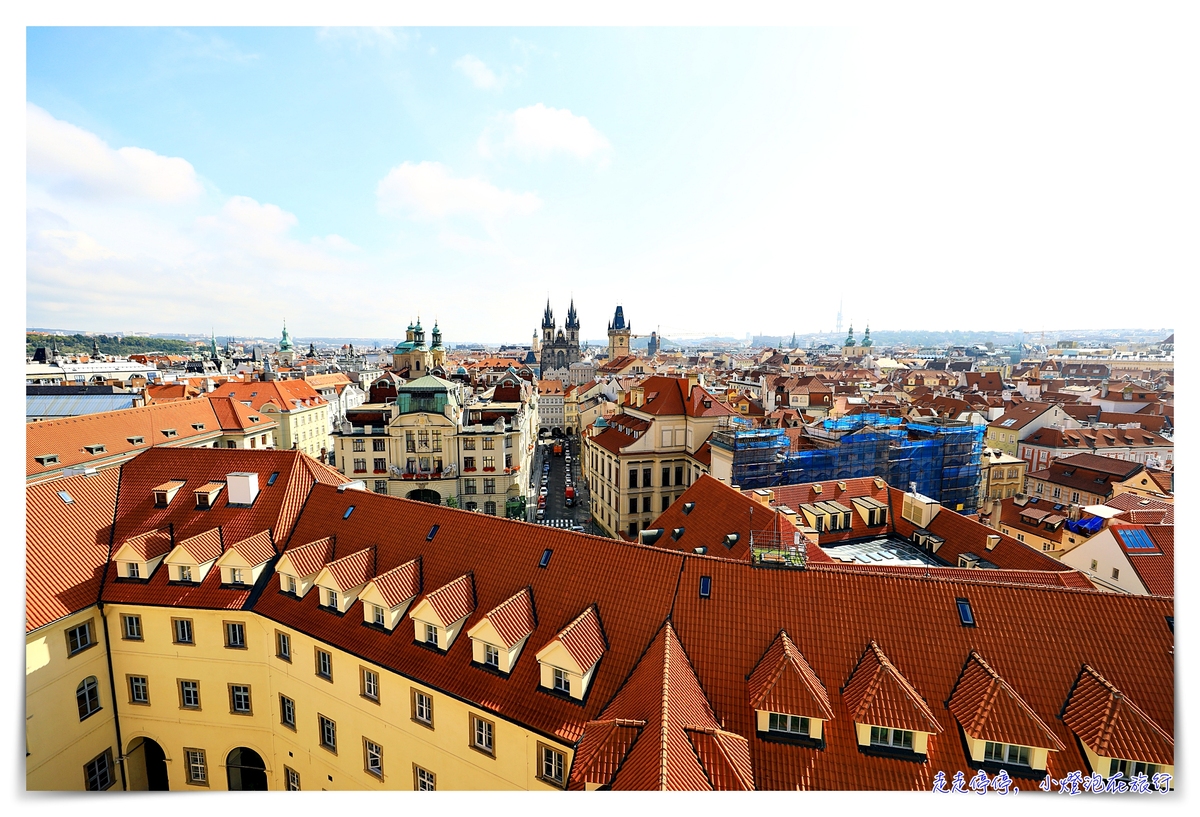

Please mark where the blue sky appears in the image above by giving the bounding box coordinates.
[26,25,1192,342]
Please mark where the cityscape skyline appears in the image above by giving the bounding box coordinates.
[27,26,1192,340]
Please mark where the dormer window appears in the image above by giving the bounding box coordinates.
[870,727,913,749]
[162,429,177,438]
[127,436,145,445]
[409,573,475,653]
[984,742,1031,766]
[536,605,607,701]
[843,641,941,758]
[287,575,297,594]
[484,645,500,668]
[178,565,193,583]
[553,667,570,694]
[126,563,140,579]
[324,589,339,609]
[35,454,59,466]
[84,444,106,455]
[192,423,206,430]
[194,482,224,509]
[768,714,810,736]
[229,568,244,585]
[153,480,186,507]
[425,623,439,647]
[359,558,420,632]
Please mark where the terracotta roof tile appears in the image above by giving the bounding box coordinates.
[747,630,834,721]
[686,728,755,790]
[119,527,173,560]
[842,641,943,734]
[175,527,223,564]
[424,573,476,625]
[1062,665,1174,766]
[568,719,645,789]
[25,469,120,632]
[482,586,537,649]
[323,547,376,591]
[553,604,607,673]
[223,530,276,565]
[947,651,1065,750]
[284,537,334,578]
[367,558,421,607]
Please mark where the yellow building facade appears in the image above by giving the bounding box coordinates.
[28,601,573,791]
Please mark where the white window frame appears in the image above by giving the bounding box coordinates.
[122,614,142,640]
[424,622,439,647]
[869,726,914,749]
[363,668,379,701]
[129,675,149,704]
[414,690,432,725]
[319,715,337,752]
[185,749,208,784]
[415,765,435,790]
[767,712,810,736]
[127,562,140,579]
[484,644,500,669]
[225,621,246,649]
[285,767,301,790]
[372,603,385,626]
[67,621,93,655]
[473,716,494,754]
[230,684,251,713]
[180,680,200,709]
[984,741,1031,766]
[540,745,565,785]
[178,564,193,583]
[280,694,296,728]
[365,739,383,777]
[553,667,571,694]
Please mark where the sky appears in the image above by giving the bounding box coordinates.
[25,23,1195,344]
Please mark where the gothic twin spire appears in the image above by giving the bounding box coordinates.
[543,298,579,330]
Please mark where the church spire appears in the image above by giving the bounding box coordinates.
[542,299,555,329]
[566,298,579,329]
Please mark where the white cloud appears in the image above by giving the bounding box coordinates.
[376,161,541,222]
[317,27,408,53]
[27,103,204,203]
[478,104,611,164]
[453,55,502,90]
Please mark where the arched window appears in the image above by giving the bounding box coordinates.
[77,676,101,720]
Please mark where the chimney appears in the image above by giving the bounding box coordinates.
[985,534,1001,551]
[634,386,645,407]
[227,472,260,505]
[752,488,774,507]
[686,373,699,397]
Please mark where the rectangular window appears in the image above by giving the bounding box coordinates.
[178,564,193,582]
[553,667,571,694]
[483,478,496,494]
[629,497,638,514]
[424,622,439,647]
[464,478,477,495]
[1112,567,1120,580]
[319,714,337,753]
[325,589,339,609]
[675,466,683,485]
[179,679,201,709]
[353,458,367,473]
[432,430,442,452]
[280,694,296,729]
[224,621,246,649]
[286,574,297,594]
[364,738,383,778]
[372,439,386,452]
[662,495,670,512]
[768,713,810,735]
[1071,492,1080,503]
[127,562,140,579]
[374,480,388,494]
[315,648,333,680]
[352,439,366,452]
[539,743,566,787]
[361,667,380,702]
[483,437,495,450]
[371,603,385,626]
[414,765,435,791]
[405,431,415,452]
[643,496,652,513]
[84,749,115,791]
[229,684,252,714]
[173,618,194,645]
[471,715,495,756]
[412,689,433,727]
[643,467,652,487]
[185,748,208,785]
[66,620,94,655]
[276,630,291,661]
[285,766,301,790]
[628,469,638,488]
[374,457,386,472]
[869,726,914,749]
[484,644,500,668]
[463,437,475,450]
[662,467,671,487]
[482,455,495,470]
[128,675,149,705]
[1052,487,1061,499]
[122,614,142,641]
[1090,559,1098,571]
[985,742,1031,766]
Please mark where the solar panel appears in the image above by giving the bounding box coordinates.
[1119,529,1155,549]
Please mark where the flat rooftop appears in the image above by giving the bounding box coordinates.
[821,535,942,567]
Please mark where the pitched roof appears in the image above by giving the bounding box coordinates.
[220,379,327,412]
[482,586,537,649]
[119,527,173,560]
[1061,665,1174,765]
[223,529,276,565]
[284,537,334,578]
[1123,525,1173,597]
[367,558,422,607]
[25,469,120,632]
[174,527,223,564]
[841,641,943,734]
[423,573,476,625]
[568,719,645,789]
[552,604,607,672]
[206,395,277,432]
[26,399,222,481]
[746,630,834,720]
[946,651,1065,750]
[323,547,376,591]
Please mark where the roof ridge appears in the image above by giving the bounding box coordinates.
[658,621,673,791]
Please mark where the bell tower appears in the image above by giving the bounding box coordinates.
[607,305,631,360]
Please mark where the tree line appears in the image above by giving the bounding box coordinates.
[26,333,199,356]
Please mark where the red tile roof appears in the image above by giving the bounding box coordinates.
[947,651,1065,750]
[120,527,173,560]
[285,537,334,578]
[207,395,277,432]
[686,728,755,791]
[220,380,327,412]
[324,547,376,591]
[423,573,476,625]
[569,719,644,789]
[842,641,943,734]
[1061,665,1173,765]
[27,399,223,481]
[589,426,637,456]
[746,630,834,720]
[175,527,223,563]
[553,604,607,673]
[225,530,276,565]
[483,586,537,649]
[1124,525,1173,597]
[25,469,120,632]
[368,558,422,607]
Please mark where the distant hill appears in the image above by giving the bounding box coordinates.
[25,333,198,357]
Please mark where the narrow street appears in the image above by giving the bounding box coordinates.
[530,437,590,531]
